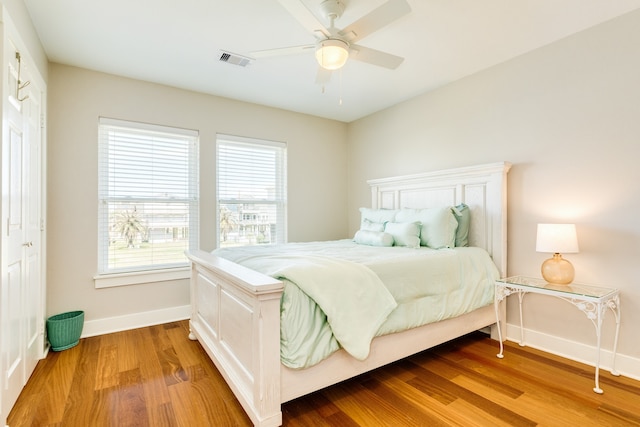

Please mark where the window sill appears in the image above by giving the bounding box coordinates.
[94,267,190,289]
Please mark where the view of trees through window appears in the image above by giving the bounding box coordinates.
[105,202,192,270]
[218,203,278,247]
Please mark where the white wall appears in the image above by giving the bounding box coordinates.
[348,10,640,378]
[46,64,348,332]
[1,0,47,77]
[44,4,640,380]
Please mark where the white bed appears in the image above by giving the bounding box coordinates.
[186,161,511,427]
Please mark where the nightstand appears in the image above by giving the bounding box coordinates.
[494,276,621,394]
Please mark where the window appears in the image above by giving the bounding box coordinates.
[216,134,287,248]
[98,118,199,279]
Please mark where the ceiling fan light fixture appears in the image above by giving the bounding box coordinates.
[315,39,349,70]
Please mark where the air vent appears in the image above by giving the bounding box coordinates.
[218,50,253,67]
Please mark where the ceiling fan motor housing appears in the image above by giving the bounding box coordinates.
[320,0,345,23]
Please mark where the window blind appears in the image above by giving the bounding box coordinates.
[98,118,199,274]
[216,134,287,248]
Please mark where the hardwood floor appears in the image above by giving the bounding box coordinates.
[8,320,640,426]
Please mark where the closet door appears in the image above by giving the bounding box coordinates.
[22,50,43,380]
[0,31,44,420]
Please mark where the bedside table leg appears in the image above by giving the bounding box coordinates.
[593,328,603,394]
[494,295,504,358]
[593,301,604,394]
[518,291,525,346]
[609,296,621,377]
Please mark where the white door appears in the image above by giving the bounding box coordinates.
[22,51,43,378]
[0,33,44,420]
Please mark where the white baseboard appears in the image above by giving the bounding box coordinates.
[505,323,640,382]
[81,305,191,338]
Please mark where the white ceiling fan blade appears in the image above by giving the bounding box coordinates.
[339,0,411,43]
[349,44,404,69]
[250,44,315,58]
[276,0,330,38]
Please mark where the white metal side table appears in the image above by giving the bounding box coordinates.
[494,276,621,394]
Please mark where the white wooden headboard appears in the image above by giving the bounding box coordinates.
[368,161,511,277]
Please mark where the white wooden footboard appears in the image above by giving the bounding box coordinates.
[186,250,284,427]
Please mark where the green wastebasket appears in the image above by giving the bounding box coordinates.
[46,310,84,351]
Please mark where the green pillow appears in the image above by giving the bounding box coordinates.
[395,207,457,249]
[384,221,421,248]
[452,203,471,247]
[353,230,394,247]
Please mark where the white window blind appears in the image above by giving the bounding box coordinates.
[98,118,199,275]
[217,134,287,248]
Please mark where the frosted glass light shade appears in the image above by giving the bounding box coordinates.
[315,39,349,70]
[536,224,579,285]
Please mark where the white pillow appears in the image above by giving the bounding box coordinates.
[359,207,398,229]
[360,218,385,232]
[353,230,394,247]
[384,222,420,248]
[395,207,457,249]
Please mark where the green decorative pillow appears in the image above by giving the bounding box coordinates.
[384,221,421,248]
[452,203,471,247]
[353,230,394,247]
[395,207,457,249]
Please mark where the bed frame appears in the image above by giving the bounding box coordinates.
[187,161,511,427]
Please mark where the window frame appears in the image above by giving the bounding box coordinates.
[216,134,287,248]
[95,118,199,287]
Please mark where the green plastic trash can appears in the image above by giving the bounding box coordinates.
[46,310,84,351]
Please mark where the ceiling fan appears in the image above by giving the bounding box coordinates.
[251,0,411,78]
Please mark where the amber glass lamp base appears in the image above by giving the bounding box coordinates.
[541,253,574,285]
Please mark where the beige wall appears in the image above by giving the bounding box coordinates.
[46,64,348,322]
[43,6,640,375]
[348,10,640,368]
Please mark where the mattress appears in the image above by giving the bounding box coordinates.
[213,239,499,369]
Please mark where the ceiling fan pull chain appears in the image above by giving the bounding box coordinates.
[339,68,343,106]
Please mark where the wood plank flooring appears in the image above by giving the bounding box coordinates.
[7,320,640,426]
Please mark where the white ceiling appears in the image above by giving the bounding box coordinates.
[23,0,640,122]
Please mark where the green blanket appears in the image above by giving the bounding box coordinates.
[214,240,498,369]
[227,254,397,361]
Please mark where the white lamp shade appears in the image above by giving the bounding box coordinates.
[315,39,349,70]
[536,223,579,254]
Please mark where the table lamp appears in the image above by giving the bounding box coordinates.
[536,223,579,285]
